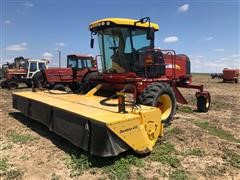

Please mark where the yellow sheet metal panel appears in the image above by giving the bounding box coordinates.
[107,108,162,153]
[12,91,158,125]
[89,18,159,31]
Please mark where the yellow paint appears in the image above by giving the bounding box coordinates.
[85,84,102,97]
[175,64,181,70]
[158,94,172,121]
[13,90,163,154]
[107,108,161,153]
[89,18,159,31]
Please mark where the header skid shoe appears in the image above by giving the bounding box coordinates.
[12,89,163,157]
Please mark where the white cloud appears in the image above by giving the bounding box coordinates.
[56,42,66,47]
[214,48,224,52]
[191,58,228,73]
[196,55,204,58]
[4,20,11,24]
[42,52,53,60]
[220,57,229,61]
[5,42,28,51]
[24,2,34,7]
[205,37,213,41]
[178,4,189,12]
[205,62,228,68]
[191,55,240,73]
[232,54,240,58]
[164,36,179,43]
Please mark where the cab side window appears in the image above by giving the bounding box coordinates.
[39,63,46,70]
[30,62,37,72]
[77,60,83,69]
[87,60,92,68]
[68,59,77,68]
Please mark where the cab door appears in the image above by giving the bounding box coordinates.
[27,62,38,78]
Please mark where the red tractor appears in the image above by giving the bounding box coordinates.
[222,68,239,83]
[33,54,97,92]
[82,17,211,125]
[1,57,48,89]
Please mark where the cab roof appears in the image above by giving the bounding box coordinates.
[67,54,94,59]
[89,18,159,31]
[28,59,48,63]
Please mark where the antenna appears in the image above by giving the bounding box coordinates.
[140,10,143,18]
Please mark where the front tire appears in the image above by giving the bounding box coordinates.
[8,81,19,90]
[197,95,210,112]
[139,82,176,126]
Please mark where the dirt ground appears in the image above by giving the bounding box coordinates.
[0,74,240,180]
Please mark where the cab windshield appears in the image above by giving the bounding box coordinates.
[67,57,93,69]
[97,27,153,73]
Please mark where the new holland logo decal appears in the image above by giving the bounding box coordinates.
[166,64,181,70]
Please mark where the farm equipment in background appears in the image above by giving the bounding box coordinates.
[210,69,239,83]
[33,54,97,92]
[222,68,239,83]
[12,17,211,157]
[1,57,48,89]
[210,73,223,79]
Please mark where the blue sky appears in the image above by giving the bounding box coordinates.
[1,0,239,72]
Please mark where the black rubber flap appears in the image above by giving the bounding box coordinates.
[12,94,29,116]
[89,121,129,157]
[29,100,52,127]
[52,108,90,152]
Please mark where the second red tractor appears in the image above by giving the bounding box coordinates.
[33,54,96,92]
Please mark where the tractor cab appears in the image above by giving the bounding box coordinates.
[89,17,165,77]
[67,54,95,70]
[27,59,48,79]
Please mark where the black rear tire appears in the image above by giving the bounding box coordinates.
[52,84,66,91]
[197,95,210,112]
[26,82,32,88]
[8,81,19,90]
[32,71,45,89]
[139,82,176,126]
[80,72,98,94]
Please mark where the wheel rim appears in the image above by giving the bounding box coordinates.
[157,94,172,121]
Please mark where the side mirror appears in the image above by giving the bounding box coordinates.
[90,38,94,48]
[147,28,154,40]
